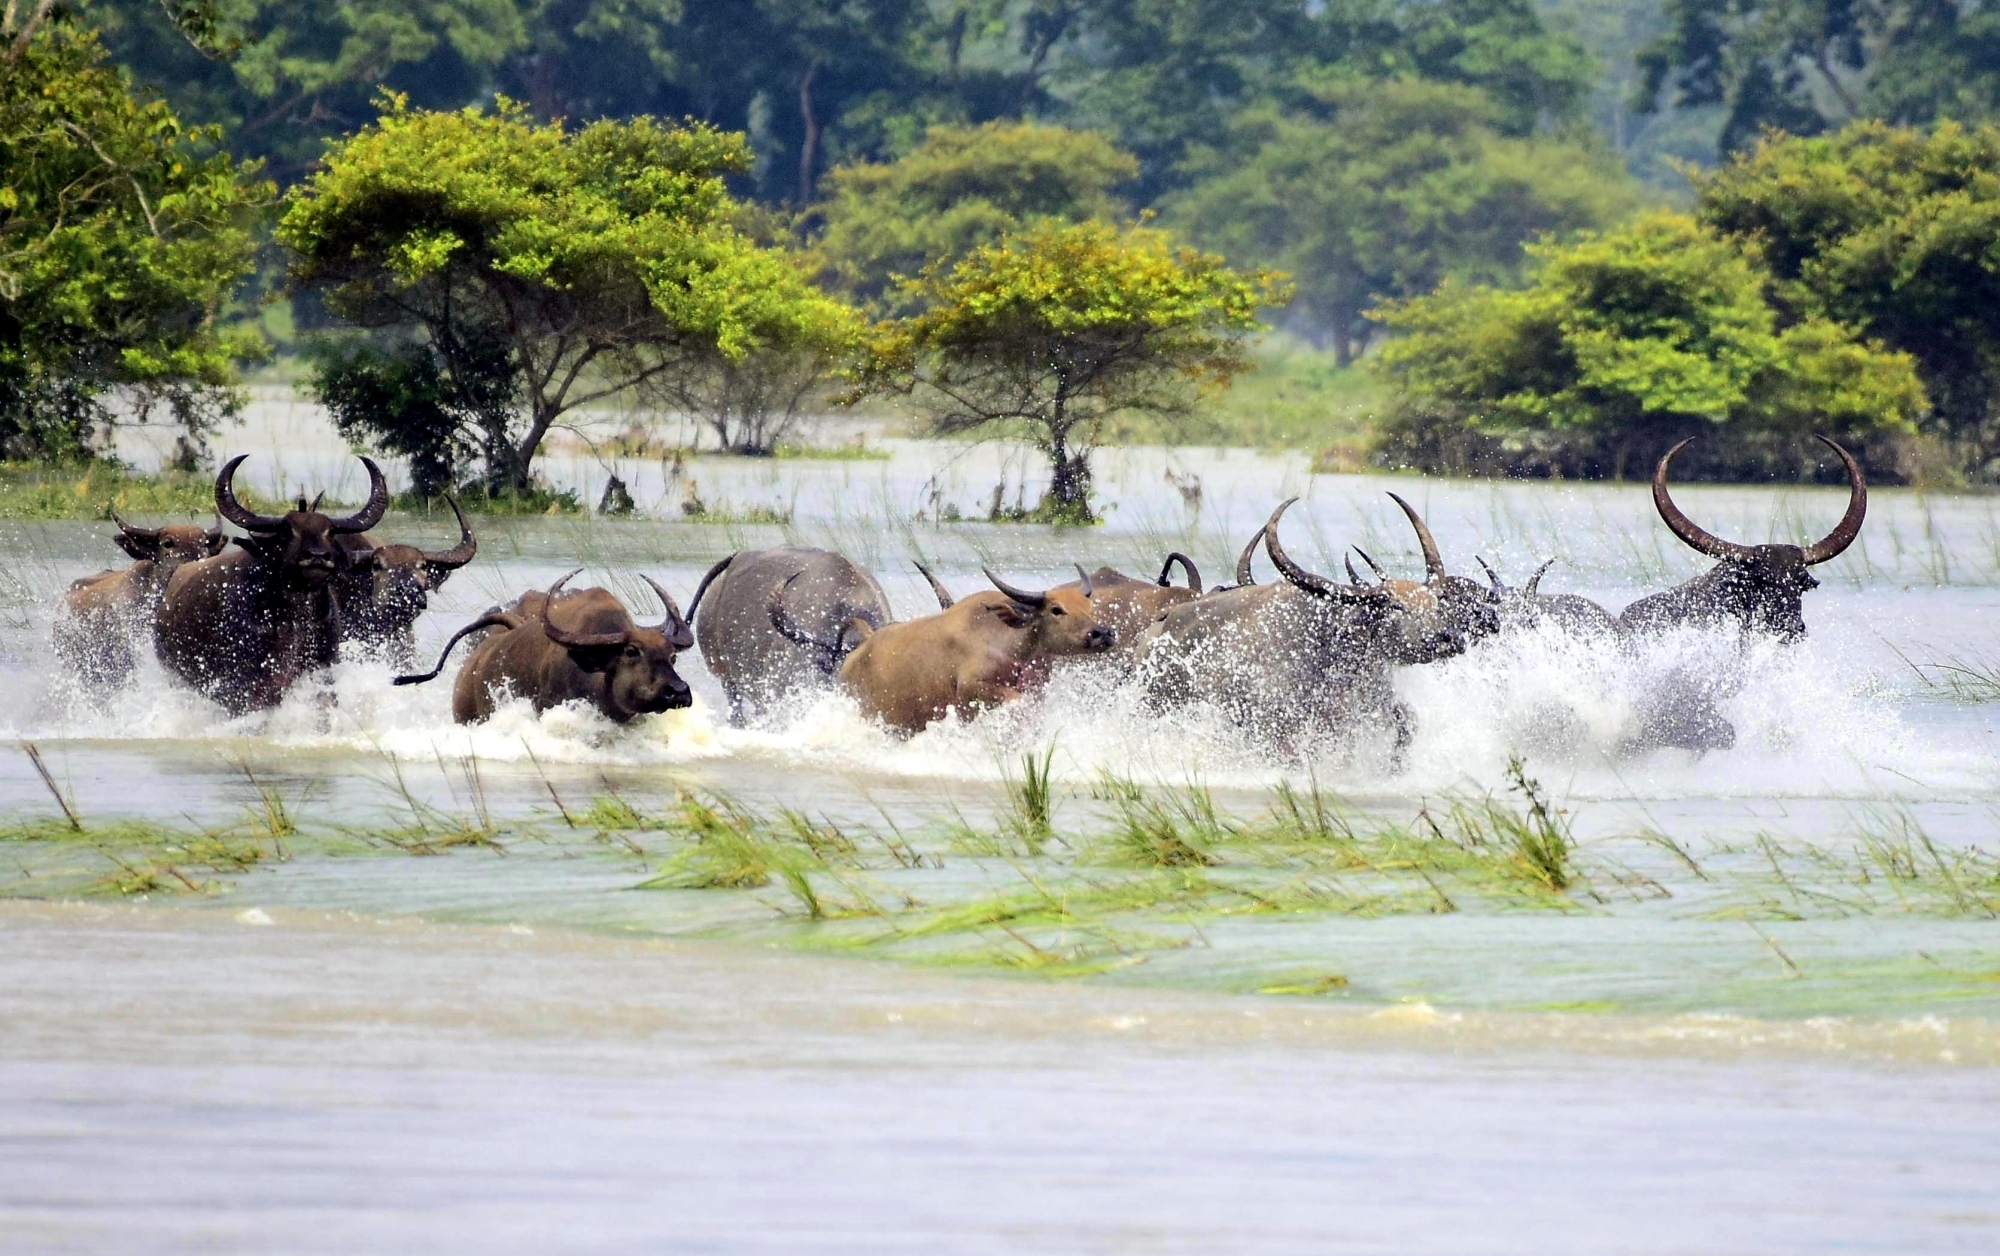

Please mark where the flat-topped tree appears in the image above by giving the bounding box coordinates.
[856,218,1287,523]
[278,97,858,495]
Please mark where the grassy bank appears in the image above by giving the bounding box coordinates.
[0,463,275,522]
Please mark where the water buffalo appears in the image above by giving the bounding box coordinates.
[1339,493,1501,647]
[1138,499,1467,756]
[333,496,478,666]
[769,567,1114,733]
[153,456,389,714]
[394,570,696,724]
[1617,435,1866,640]
[917,553,1203,649]
[1473,559,1619,637]
[54,516,226,685]
[693,547,893,724]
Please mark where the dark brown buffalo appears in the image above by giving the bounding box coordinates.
[769,567,1114,733]
[1473,558,1619,637]
[692,547,892,724]
[395,571,696,725]
[154,456,388,714]
[1617,435,1865,641]
[1138,499,1468,757]
[334,496,478,665]
[54,516,226,685]
[1337,493,1501,647]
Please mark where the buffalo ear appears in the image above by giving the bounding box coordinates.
[987,601,1032,629]
[114,533,156,563]
[231,534,283,561]
[204,531,229,557]
[425,564,454,592]
[562,642,623,674]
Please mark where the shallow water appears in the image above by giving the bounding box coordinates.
[4,398,1999,1248]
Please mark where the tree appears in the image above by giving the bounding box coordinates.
[278,97,858,494]
[1,13,268,462]
[1372,210,1926,478]
[1694,121,2000,474]
[813,119,1137,305]
[856,218,1287,521]
[1167,78,1635,365]
[1633,0,2000,155]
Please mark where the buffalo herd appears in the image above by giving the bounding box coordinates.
[54,437,1868,756]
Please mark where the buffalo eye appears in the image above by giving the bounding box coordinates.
[1050,605,1066,616]
[623,643,642,659]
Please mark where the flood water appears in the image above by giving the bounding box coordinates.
[2,393,1997,1251]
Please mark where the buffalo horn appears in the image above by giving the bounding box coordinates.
[685,553,737,622]
[1524,559,1555,596]
[1157,552,1202,593]
[1801,434,1868,565]
[1386,493,1446,582]
[112,512,160,542]
[215,455,289,532]
[1073,565,1094,598]
[641,574,694,650]
[983,568,1047,609]
[1353,547,1387,580]
[1233,526,1264,586]
[541,570,627,648]
[1264,499,1370,602]
[328,457,390,535]
[1345,553,1363,587]
[914,560,955,609]
[1651,440,1757,562]
[420,495,478,569]
[1474,556,1506,593]
[767,572,847,655]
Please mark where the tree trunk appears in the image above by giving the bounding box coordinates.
[797,62,821,206]
[1045,421,1094,521]
[1332,321,1354,369]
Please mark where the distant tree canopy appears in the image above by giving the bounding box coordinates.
[813,120,1136,306]
[1635,0,2000,154]
[855,218,1288,521]
[280,99,857,493]
[0,13,269,463]
[1373,210,1925,479]
[1695,121,2000,475]
[91,0,1601,202]
[1167,78,1635,366]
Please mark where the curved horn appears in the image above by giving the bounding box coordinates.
[1353,547,1387,581]
[112,512,161,542]
[642,574,694,650]
[328,457,390,535]
[914,560,955,609]
[393,611,520,686]
[1264,499,1369,602]
[1345,552,1363,587]
[1157,552,1202,593]
[419,495,478,569]
[1524,559,1555,597]
[1802,434,1868,565]
[1386,492,1446,582]
[542,568,627,649]
[215,455,288,532]
[308,491,326,513]
[1652,439,1757,562]
[1475,556,1507,594]
[983,568,1047,609]
[684,553,736,622]
[1074,565,1094,598]
[767,572,847,656]
[1234,526,1264,586]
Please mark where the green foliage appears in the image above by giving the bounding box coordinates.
[0,18,269,462]
[814,120,1137,305]
[1169,78,1637,365]
[1695,121,2000,476]
[309,336,514,499]
[0,460,275,520]
[1374,209,1925,478]
[278,97,859,490]
[856,218,1288,517]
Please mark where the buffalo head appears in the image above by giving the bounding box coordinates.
[216,454,389,585]
[542,570,696,716]
[1650,435,1865,640]
[350,496,478,628]
[1262,498,1465,664]
[982,566,1116,655]
[111,514,225,569]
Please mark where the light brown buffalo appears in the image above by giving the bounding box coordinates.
[918,554,1202,651]
[54,516,227,685]
[395,571,696,725]
[771,568,1114,733]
